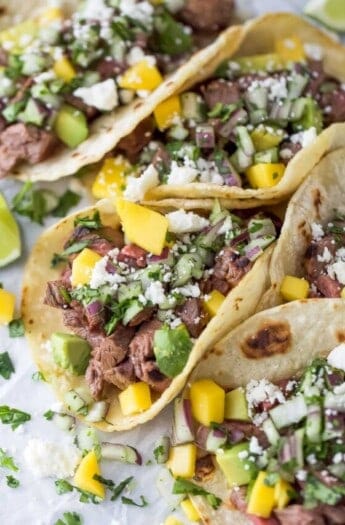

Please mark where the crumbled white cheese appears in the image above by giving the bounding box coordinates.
[333,452,343,464]
[249,76,288,101]
[166,210,209,234]
[307,453,317,465]
[317,246,332,263]
[145,281,166,305]
[327,344,345,372]
[167,161,198,185]
[24,438,81,478]
[174,284,201,298]
[127,46,146,66]
[311,222,324,241]
[119,0,154,25]
[90,249,124,290]
[296,469,307,481]
[290,127,317,148]
[304,43,324,61]
[246,379,285,411]
[249,436,263,456]
[74,79,118,111]
[81,0,113,19]
[124,165,159,202]
[237,449,249,460]
[327,260,345,285]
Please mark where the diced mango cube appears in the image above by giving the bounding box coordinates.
[92,157,131,200]
[341,287,345,299]
[74,450,105,499]
[203,290,225,318]
[53,56,77,83]
[116,199,168,256]
[274,478,292,510]
[71,248,102,287]
[38,7,63,25]
[164,517,183,525]
[118,60,163,91]
[275,36,305,62]
[246,163,285,188]
[0,288,16,325]
[119,381,152,416]
[280,275,309,302]
[224,387,250,421]
[154,95,181,131]
[167,443,197,478]
[190,379,225,426]
[181,498,201,521]
[247,471,275,518]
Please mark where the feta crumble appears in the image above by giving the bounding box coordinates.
[327,343,345,372]
[145,281,166,305]
[74,79,118,111]
[246,379,285,411]
[167,161,198,185]
[290,127,317,148]
[24,438,81,478]
[311,222,324,241]
[166,210,209,234]
[124,165,159,202]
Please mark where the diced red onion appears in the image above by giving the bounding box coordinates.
[195,125,215,149]
[172,397,194,445]
[86,300,103,317]
[219,108,248,138]
[206,428,227,452]
[244,245,263,262]
[224,173,242,187]
[101,442,142,465]
[105,259,117,274]
[230,231,249,248]
[148,247,170,263]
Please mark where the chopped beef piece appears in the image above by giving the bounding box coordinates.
[103,359,136,390]
[305,60,326,98]
[127,306,155,327]
[315,274,341,298]
[230,486,247,512]
[88,237,118,257]
[116,117,155,163]
[0,123,57,177]
[43,280,70,308]
[64,93,99,120]
[320,88,345,125]
[200,275,230,296]
[98,226,125,248]
[96,57,127,79]
[201,79,240,109]
[179,0,234,31]
[250,517,279,525]
[85,301,105,330]
[129,319,171,392]
[85,358,104,400]
[134,32,148,49]
[208,247,252,294]
[279,140,302,164]
[175,298,208,338]
[0,116,6,133]
[320,504,345,524]
[275,505,326,525]
[304,234,343,297]
[64,226,122,257]
[117,244,148,268]
[97,324,135,361]
[151,144,171,172]
[194,454,215,482]
[220,420,269,447]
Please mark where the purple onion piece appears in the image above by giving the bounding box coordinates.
[148,247,170,263]
[195,125,215,149]
[195,425,210,450]
[244,245,263,262]
[172,398,194,445]
[224,173,242,187]
[105,259,117,274]
[230,231,249,248]
[205,428,227,452]
[219,108,248,138]
[101,443,142,465]
[86,300,103,317]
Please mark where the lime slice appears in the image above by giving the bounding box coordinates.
[0,193,21,268]
[304,0,345,31]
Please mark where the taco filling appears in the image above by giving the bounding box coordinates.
[92,37,345,200]
[166,348,345,524]
[43,201,278,418]
[0,0,234,177]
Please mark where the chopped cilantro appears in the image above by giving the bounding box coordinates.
[248,221,264,234]
[0,448,18,471]
[55,479,74,495]
[52,190,81,218]
[153,445,164,463]
[55,478,100,504]
[0,405,31,430]
[51,240,90,268]
[153,11,192,56]
[8,318,25,338]
[121,495,148,507]
[172,478,221,510]
[93,475,133,501]
[0,352,15,380]
[12,182,47,224]
[6,475,19,488]
[304,475,345,508]
[55,511,82,525]
[44,410,54,421]
[74,211,102,230]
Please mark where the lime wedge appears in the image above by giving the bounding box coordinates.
[0,193,21,268]
[304,0,345,31]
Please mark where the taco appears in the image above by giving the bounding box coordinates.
[21,198,280,431]
[88,12,345,209]
[162,299,345,525]
[0,0,239,181]
[258,147,345,310]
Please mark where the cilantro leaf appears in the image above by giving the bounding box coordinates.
[0,405,31,430]
[55,511,82,525]
[304,475,345,508]
[55,479,100,504]
[153,445,164,463]
[55,479,74,495]
[52,190,81,217]
[172,478,222,510]
[74,211,102,230]
[12,181,47,224]
[51,240,90,268]
[6,475,19,488]
[0,448,18,471]
[93,474,133,501]
[121,495,148,507]
[0,352,15,380]
[44,410,54,421]
[8,318,25,338]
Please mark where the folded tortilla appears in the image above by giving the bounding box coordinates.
[185,298,345,524]
[0,1,243,182]
[259,147,345,309]
[21,199,274,431]
[140,12,345,208]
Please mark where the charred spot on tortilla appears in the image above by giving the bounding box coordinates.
[194,454,215,482]
[313,188,323,217]
[298,220,306,230]
[336,330,345,343]
[241,321,291,359]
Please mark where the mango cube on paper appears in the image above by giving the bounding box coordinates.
[280,275,309,302]
[119,381,152,415]
[71,248,102,287]
[0,288,16,325]
[74,450,105,499]
[190,379,225,426]
[167,443,197,478]
[181,498,201,521]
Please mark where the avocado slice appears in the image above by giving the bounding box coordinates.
[153,324,193,378]
[251,126,285,151]
[216,443,255,487]
[224,387,250,421]
[51,332,91,375]
[293,98,323,133]
[53,104,89,148]
[231,53,285,75]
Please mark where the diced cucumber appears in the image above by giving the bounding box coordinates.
[306,403,322,443]
[270,395,307,429]
[236,126,255,157]
[84,401,108,422]
[75,426,100,455]
[248,217,276,240]
[122,300,144,325]
[262,417,280,446]
[289,98,308,122]
[64,389,89,414]
[31,83,61,109]
[230,148,252,172]
[324,392,345,411]
[254,147,279,164]
[39,25,60,45]
[245,87,268,110]
[249,108,268,125]
[167,124,189,141]
[40,190,59,213]
[22,53,50,76]
[51,412,75,432]
[117,281,142,303]
[82,71,101,87]
[0,75,15,97]
[110,36,126,63]
[172,252,204,287]
[18,98,45,127]
[181,92,205,122]
[287,73,308,100]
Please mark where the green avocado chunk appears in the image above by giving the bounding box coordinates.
[224,387,250,421]
[153,324,193,378]
[53,104,89,148]
[216,443,255,487]
[293,98,323,133]
[51,332,91,375]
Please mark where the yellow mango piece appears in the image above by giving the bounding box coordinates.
[0,288,16,325]
[119,381,152,416]
[38,7,64,25]
[167,443,197,478]
[154,95,181,131]
[224,387,250,421]
[118,60,163,91]
[274,478,293,510]
[341,287,345,299]
[116,199,168,256]
[181,498,201,521]
[74,450,105,499]
[280,275,309,302]
[53,56,77,83]
[245,163,285,189]
[190,379,225,426]
[203,290,225,318]
[247,471,275,518]
[164,517,183,525]
[92,157,131,200]
[71,248,102,287]
[275,36,305,62]
[251,127,284,151]
[234,53,284,73]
